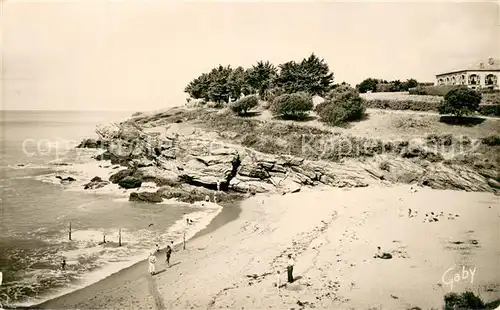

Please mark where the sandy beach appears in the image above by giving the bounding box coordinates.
[36,185,500,309]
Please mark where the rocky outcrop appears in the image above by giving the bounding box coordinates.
[109,169,134,184]
[118,176,142,189]
[79,110,499,200]
[129,192,163,203]
[76,138,106,149]
[84,176,110,190]
[55,176,76,184]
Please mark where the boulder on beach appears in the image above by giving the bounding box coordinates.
[84,176,110,190]
[129,192,163,203]
[118,176,142,189]
[76,138,101,149]
[109,169,134,184]
[55,176,76,182]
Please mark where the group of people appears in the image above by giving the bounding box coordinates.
[148,241,174,276]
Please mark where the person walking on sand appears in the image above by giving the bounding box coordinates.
[276,270,282,294]
[287,254,295,283]
[165,241,174,267]
[148,252,157,275]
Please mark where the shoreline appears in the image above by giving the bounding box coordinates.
[28,200,242,309]
[24,185,500,309]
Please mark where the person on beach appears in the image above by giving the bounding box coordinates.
[61,259,66,270]
[148,252,157,275]
[165,241,174,267]
[287,254,295,283]
[276,270,281,294]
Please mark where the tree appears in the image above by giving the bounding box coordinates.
[404,78,418,90]
[228,66,246,101]
[270,91,313,119]
[230,95,259,115]
[438,87,481,117]
[357,78,379,93]
[206,65,233,104]
[275,54,334,96]
[246,61,277,98]
[184,73,211,101]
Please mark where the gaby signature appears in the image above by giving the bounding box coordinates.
[442,266,476,291]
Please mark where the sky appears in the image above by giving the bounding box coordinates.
[1,0,499,111]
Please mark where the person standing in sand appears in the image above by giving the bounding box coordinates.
[276,270,282,294]
[148,252,157,275]
[165,241,174,267]
[287,254,295,283]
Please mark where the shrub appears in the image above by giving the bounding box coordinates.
[316,92,366,126]
[444,291,484,310]
[482,135,500,146]
[409,85,464,96]
[438,88,482,117]
[365,99,441,111]
[230,95,259,115]
[262,87,285,103]
[479,105,500,117]
[270,92,313,119]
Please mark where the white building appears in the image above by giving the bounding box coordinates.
[436,58,500,90]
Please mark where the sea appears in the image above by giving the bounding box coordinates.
[0,110,222,308]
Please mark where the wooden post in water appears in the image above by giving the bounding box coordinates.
[183,231,186,250]
[118,228,122,247]
[69,222,72,241]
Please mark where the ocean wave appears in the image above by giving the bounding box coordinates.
[3,204,222,308]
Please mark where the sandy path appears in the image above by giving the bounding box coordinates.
[38,185,500,309]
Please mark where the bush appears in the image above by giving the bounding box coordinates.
[230,95,259,115]
[482,135,500,146]
[438,88,482,117]
[479,105,500,116]
[409,85,464,96]
[365,99,441,111]
[316,92,366,126]
[270,92,313,119]
[444,291,485,310]
[262,87,285,103]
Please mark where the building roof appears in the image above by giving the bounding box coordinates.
[436,58,500,77]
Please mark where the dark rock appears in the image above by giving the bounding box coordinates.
[118,176,142,189]
[129,192,163,203]
[56,176,76,182]
[84,179,110,189]
[77,138,101,149]
[109,169,134,184]
[90,176,103,182]
[94,151,112,161]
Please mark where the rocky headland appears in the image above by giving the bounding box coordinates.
[76,107,500,203]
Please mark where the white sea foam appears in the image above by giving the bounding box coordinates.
[11,203,223,308]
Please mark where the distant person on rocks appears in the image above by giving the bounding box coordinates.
[287,254,295,283]
[61,259,66,270]
[165,241,174,267]
[148,252,157,275]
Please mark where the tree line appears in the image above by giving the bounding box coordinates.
[184,54,334,103]
[356,78,422,93]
